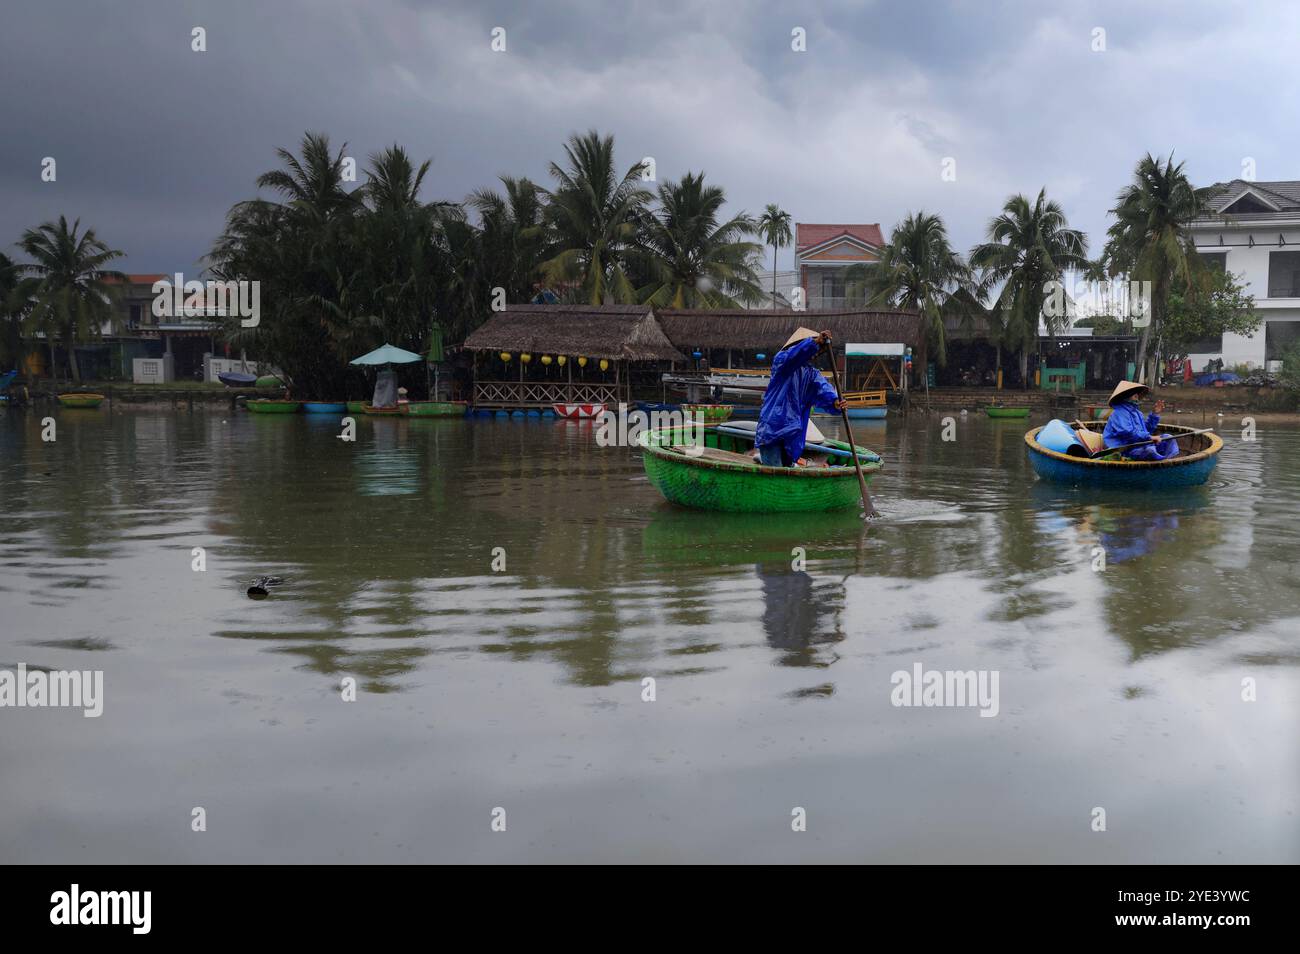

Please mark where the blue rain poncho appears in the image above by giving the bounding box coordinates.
[1102,401,1178,460]
[755,337,841,463]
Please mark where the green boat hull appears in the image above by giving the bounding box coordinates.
[681,403,734,423]
[246,399,300,414]
[57,393,105,409]
[255,375,285,388]
[404,401,466,417]
[639,425,881,513]
[346,401,366,414]
[985,406,1030,418]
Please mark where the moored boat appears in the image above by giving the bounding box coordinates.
[986,406,1030,418]
[553,402,606,420]
[346,401,366,414]
[57,393,106,409]
[1025,421,1222,488]
[362,403,403,416]
[404,400,467,417]
[217,371,258,387]
[681,403,733,423]
[245,399,300,414]
[302,401,347,414]
[638,423,882,513]
[254,375,285,388]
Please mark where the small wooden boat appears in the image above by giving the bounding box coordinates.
[681,403,734,423]
[57,393,106,409]
[217,371,258,387]
[1025,421,1222,488]
[553,402,606,420]
[245,399,300,414]
[302,401,347,414]
[362,403,402,416]
[986,406,1030,418]
[403,400,467,418]
[639,423,882,513]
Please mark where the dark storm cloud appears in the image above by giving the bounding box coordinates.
[2,0,1296,272]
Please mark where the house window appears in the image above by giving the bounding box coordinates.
[1267,251,1300,297]
[1184,334,1223,354]
[819,273,845,302]
[1198,252,1227,272]
[129,304,142,328]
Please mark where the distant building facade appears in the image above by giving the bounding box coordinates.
[1190,179,1300,370]
[794,224,883,309]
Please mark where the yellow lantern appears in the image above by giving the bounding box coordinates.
[499,352,512,362]
[521,353,532,364]
[577,356,588,368]
[557,355,567,366]
[599,359,609,372]
[541,355,552,366]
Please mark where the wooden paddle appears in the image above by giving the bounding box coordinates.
[1089,427,1215,459]
[821,339,878,519]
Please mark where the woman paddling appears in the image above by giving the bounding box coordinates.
[1102,380,1178,461]
[754,328,847,467]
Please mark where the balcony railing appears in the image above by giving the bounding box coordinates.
[474,380,619,408]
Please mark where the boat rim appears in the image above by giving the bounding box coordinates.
[1024,422,1223,468]
[638,425,883,479]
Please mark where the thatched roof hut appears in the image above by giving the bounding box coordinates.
[461,304,686,362]
[656,308,924,352]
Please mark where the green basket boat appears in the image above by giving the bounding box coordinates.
[985,406,1030,418]
[245,399,300,414]
[346,401,366,414]
[638,424,882,513]
[404,400,467,418]
[57,393,106,409]
[254,375,285,389]
[681,403,734,423]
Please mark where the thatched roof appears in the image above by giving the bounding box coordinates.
[461,304,686,362]
[656,308,924,351]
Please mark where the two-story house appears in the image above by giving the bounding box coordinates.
[1190,180,1300,370]
[795,223,883,309]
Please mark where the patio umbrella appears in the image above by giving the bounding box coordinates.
[350,344,424,408]
[349,343,424,366]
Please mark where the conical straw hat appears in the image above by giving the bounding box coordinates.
[1107,380,1148,406]
[782,327,820,350]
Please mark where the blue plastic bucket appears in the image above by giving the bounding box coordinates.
[1038,418,1085,455]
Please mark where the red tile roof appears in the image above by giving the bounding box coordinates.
[795,224,884,252]
[104,273,168,285]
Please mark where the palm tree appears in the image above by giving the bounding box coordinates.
[755,204,793,308]
[16,216,126,382]
[970,190,1089,388]
[635,172,765,308]
[1102,154,1210,382]
[0,251,24,373]
[539,130,650,304]
[845,211,974,368]
[255,131,358,225]
[469,175,548,302]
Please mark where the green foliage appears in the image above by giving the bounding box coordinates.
[16,216,126,382]
[633,172,764,308]
[1279,342,1300,390]
[970,190,1088,384]
[1102,154,1210,373]
[1163,268,1259,352]
[845,211,976,366]
[755,204,792,307]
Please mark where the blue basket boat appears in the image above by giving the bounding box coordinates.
[1025,421,1222,489]
[302,401,347,414]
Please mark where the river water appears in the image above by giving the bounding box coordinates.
[1,406,1296,862]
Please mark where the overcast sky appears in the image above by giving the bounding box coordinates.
[2,0,1296,275]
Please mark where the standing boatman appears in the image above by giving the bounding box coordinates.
[1102,380,1179,460]
[754,327,846,467]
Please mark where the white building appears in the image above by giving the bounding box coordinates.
[1190,179,1300,370]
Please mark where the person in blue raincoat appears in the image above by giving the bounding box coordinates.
[755,327,845,466]
[1101,380,1178,460]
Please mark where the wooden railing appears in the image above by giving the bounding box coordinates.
[473,380,619,408]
